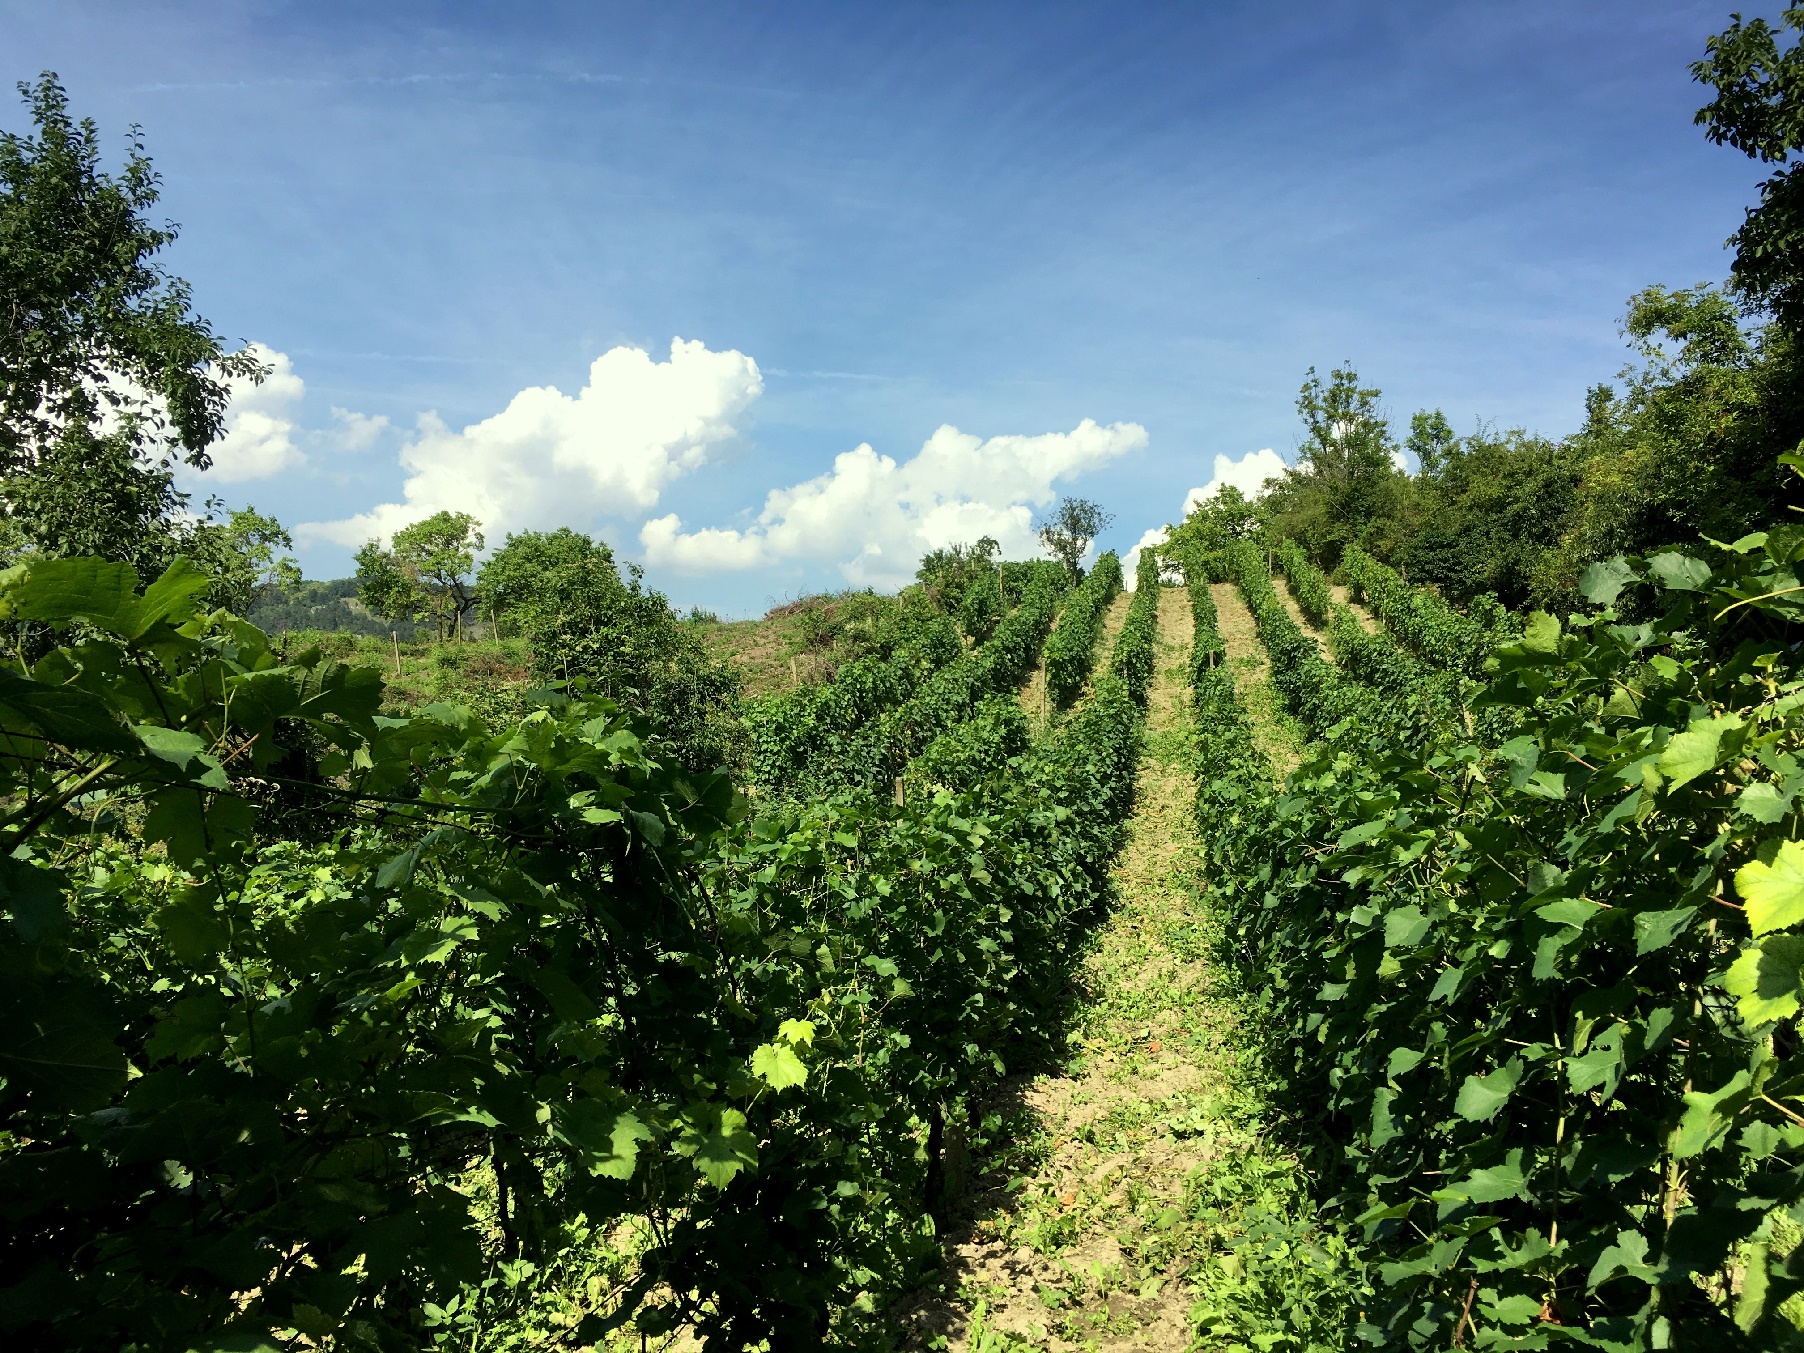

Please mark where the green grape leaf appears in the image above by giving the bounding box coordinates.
[751,1042,808,1091]
[1646,551,1713,593]
[1455,1058,1522,1122]
[1578,556,1637,604]
[554,1102,652,1180]
[1737,841,1804,936]
[1633,906,1698,955]
[675,1105,758,1187]
[1724,937,1804,1026]
[1737,781,1793,823]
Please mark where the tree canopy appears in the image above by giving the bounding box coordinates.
[0,73,263,573]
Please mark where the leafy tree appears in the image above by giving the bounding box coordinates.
[1262,363,1404,567]
[353,539,425,631]
[1694,8,1804,329]
[1037,497,1113,582]
[184,504,302,614]
[1404,408,1457,476]
[1163,484,1260,579]
[478,528,742,772]
[0,73,263,570]
[355,510,483,641]
[916,535,1002,640]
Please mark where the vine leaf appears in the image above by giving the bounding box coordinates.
[1736,840,1804,935]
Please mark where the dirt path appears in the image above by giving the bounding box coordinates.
[1211,583,1306,774]
[1269,575,1329,658]
[901,587,1247,1351]
[1329,584,1377,633]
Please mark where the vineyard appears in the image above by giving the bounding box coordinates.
[10,507,1804,1351]
[15,14,1804,1346]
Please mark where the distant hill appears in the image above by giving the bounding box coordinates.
[247,578,422,639]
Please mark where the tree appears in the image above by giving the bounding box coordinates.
[1261,363,1403,567]
[0,73,264,569]
[1405,409,1458,477]
[1694,8,1804,329]
[916,535,1002,641]
[356,511,483,641]
[184,504,302,614]
[478,528,743,772]
[1037,498,1112,582]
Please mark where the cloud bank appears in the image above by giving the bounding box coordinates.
[1182,447,1289,515]
[641,418,1148,588]
[300,338,762,547]
[203,343,307,483]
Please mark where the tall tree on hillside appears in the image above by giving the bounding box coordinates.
[356,511,483,640]
[0,73,264,571]
[1262,363,1403,566]
[1038,497,1112,582]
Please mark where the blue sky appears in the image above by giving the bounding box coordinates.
[3,1,1773,615]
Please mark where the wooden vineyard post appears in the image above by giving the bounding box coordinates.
[893,776,905,807]
[790,655,799,687]
[392,631,402,675]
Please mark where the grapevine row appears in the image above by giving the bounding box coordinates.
[1041,551,1123,705]
[1188,537,1804,1346]
[0,554,1144,1350]
[1340,543,1517,682]
[1107,548,1162,705]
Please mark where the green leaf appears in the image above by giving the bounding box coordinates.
[1337,819,1388,849]
[1578,556,1636,604]
[1386,1047,1424,1079]
[1672,1069,1754,1159]
[1633,906,1698,955]
[1724,937,1804,1025]
[1456,1157,1528,1205]
[1647,551,1712,592]
[3,556,137,630]
[1535,899,1601,929]
[1454,1058,1522,1122]
[674,1105,758,1187]
[751,1041,808,1091]
[1521,611,1560,654]
[0,977,128,1110]
[1738,840,1804,936]
[777,1018,816,1046]
[1495,736,1539,788]
[1659,717,1736,790]
[554,1102,652,1180]
[1383,904,1431,948]
[1737,781,1793,824]
[1587,1229,1656,1289]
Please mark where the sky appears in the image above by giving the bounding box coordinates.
[2,1,1777,615]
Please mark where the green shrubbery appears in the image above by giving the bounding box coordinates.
[0,550,1140,1350]
[1188,530,1804,1346]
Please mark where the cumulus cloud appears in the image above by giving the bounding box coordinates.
[640,418,1148,588]
[331,407,390,451]
[299,338,761,547]
[1181,447,1289,516]
[1124,526,1168,591]
[203,343,306,483]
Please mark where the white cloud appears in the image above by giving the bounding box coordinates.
[299,338,761,547]
[330,407,390,451]
[641,418,1148,588]
[203,343,306,483]
[1124,526,1167,591]
[1181,447,1288,516]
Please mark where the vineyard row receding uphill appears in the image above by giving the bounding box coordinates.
[17,7,1804,1350]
